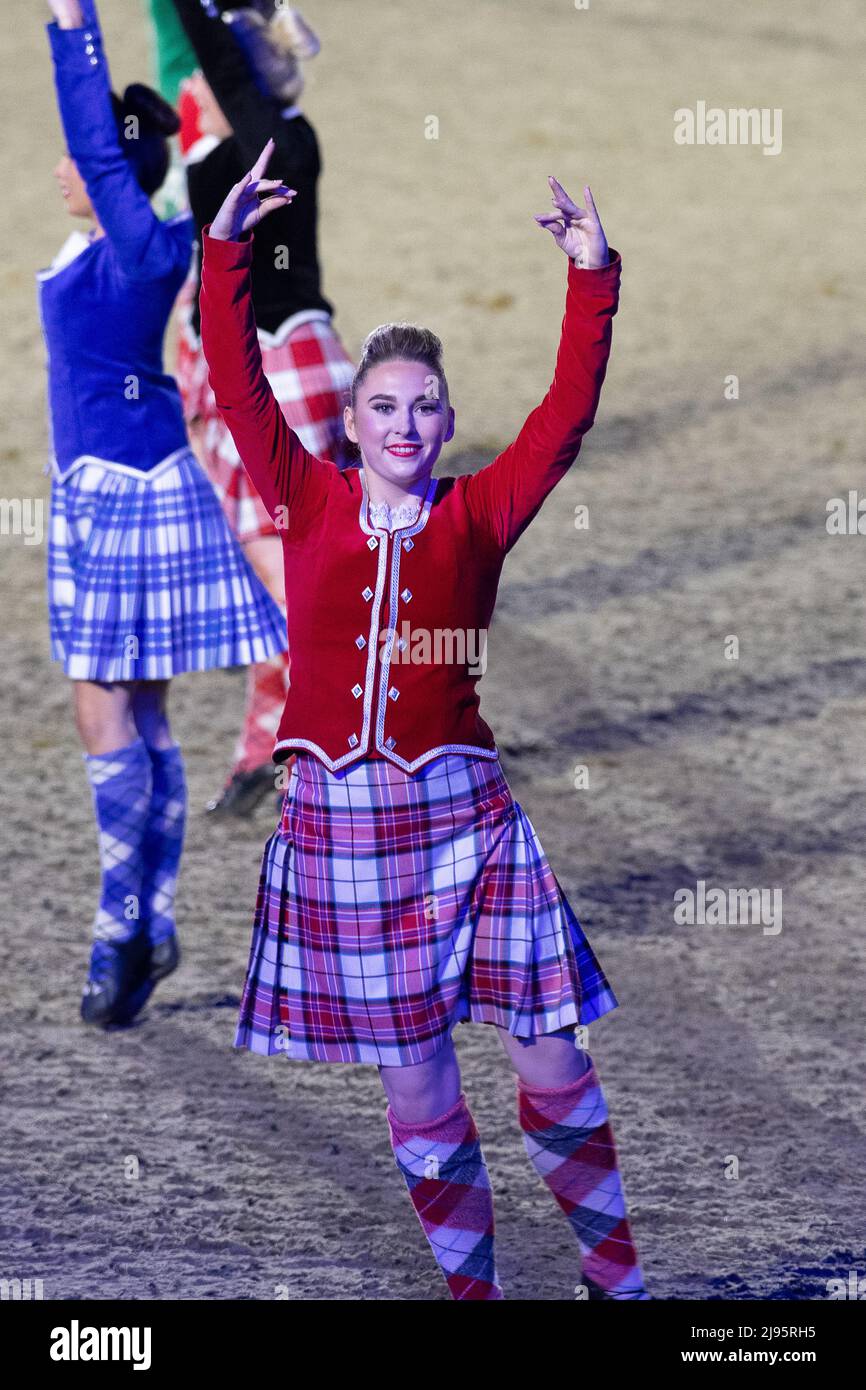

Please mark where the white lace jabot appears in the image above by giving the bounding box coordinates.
[367,495,424,532]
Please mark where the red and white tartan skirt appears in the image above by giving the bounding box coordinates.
[175,284,356,543]
[234,752,619,1066]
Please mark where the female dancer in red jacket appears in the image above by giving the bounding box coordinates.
[200,141,650,1302]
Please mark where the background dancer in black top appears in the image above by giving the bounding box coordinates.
[169,0,356,816]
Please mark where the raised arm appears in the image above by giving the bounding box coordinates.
[198,141,330,524]
[169,0,317,178]
[46,0,182,280]
[147,0,198,106]
[169,0,262,125]
[464,179,621,552]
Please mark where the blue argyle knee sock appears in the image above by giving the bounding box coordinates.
[82,738,153,943]
[141,744,187,947]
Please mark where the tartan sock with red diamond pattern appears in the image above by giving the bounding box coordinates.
[517,1056,649,1299]
[387,1092,504,1300]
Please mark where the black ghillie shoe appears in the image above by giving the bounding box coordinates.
[105,934,180,1026]
[110,975,156,1027]
[204,764,275,818]
[148,933,180,983]
[81,934,151,1027]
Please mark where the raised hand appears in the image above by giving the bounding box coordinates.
[209,138,297,242]
[534,177,609,269]
[47,0,85,28]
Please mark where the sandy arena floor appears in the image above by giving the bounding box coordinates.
[0,0,863,1299]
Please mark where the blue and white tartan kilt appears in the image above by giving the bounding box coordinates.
[235,752,620,1067]
[47,450,287,681]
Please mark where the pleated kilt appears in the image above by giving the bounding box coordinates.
[234,752,619,1067]
[47,449,287,682]
[176,297,357,543]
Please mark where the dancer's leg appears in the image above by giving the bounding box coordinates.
[74,681,150,942]
[231,654,288,775]
[497,1026,649,1299]
[73,677,139,757]
[380,1039,503,1300]
[133,682,186,961]
[131,678,173,751]
[379,1037,462,1122]
[73,681,153,1023]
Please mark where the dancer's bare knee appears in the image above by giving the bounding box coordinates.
[495,1024,591,1088]
[378,1035,461,1122]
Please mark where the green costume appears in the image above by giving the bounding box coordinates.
[145,0,197,105]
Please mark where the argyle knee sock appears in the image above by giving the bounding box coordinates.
[231,650,289,774]
[82,738,153,943]
[387,1092,504,1300]
[141,744,187,947]
[517,1056,649,1299]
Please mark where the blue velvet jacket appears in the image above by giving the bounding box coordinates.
[37,0,193,480]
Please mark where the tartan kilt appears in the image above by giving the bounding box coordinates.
[47,449,287,682]
[234,752,619,1067]
[176,298,357,544]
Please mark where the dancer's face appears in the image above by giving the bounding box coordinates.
[344,359,455,491]
[54,154,93,220]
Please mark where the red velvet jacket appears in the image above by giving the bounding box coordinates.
[200,227,621,773]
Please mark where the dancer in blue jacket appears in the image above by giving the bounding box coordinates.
[39,0,286,1026]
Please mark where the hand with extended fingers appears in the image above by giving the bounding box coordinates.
[534,177,609,269]
[208,145,610,271]
[209,138,297,242]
